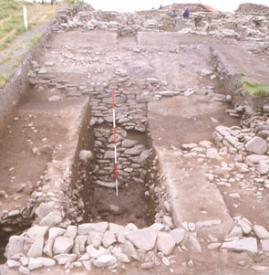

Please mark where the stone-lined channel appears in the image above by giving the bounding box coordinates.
[80,125,157,227]
[69,81,162,227]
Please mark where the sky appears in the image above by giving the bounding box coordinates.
[85,0,269,12]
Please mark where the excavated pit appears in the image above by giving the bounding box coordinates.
[0,87,160,263]
[79,125,157,227]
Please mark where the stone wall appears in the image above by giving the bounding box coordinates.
[237,3,269,14]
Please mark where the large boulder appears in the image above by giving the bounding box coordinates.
[253,225,269,239]
[157,232,176,255]
[169,228,185,244]
[78,222,108,235]
[125,228,157,251]
[102,231,116,248]
[27,239,44,258]
[5,236,27,258]
[28,258,43,270]
[26,225,48,239]
[39,211,62,227]
[245,136,267,154]
[93,254,117,267]
[53,237,73,254]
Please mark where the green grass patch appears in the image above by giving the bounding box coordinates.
[0,52,12,65]
[64,0,84,5]
[0,0,24,20]
[0,73,9,87]
[0,0,27,49]
[28,33,42,50]
[0,34,16,50]
[16,55,24,65]
[15,25,26,35]
[243,81,269,97]
[0,0,62,51]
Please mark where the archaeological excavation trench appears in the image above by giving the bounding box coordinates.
[0,29,166,264]
[0,23,243,272]
[81,126,157,227]
[0,81,160,262]
[1,3,269,274]
[0,27,236,269]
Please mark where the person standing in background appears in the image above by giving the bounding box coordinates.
[183,7,190,19]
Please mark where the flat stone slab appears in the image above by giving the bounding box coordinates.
[125,228,157,251]
[222,237,258,254]
[154,147,233,238]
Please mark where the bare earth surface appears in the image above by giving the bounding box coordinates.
[0,89,89,213]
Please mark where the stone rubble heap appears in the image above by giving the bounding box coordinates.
[221,216,269,254]
[176,215,269,255]
[237,3,269,14]
[213,113,269,177]
[179,141,269,256]
[5,221,188,273]
[7,216,269,273]
[54,5,269,41]
[181,118,269,203]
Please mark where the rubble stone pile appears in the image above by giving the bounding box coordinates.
[237,3,269,14]
[53,5,269,40]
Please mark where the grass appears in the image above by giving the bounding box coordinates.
[0,0,76,88]
[243,81,269,97]
[64,0,84,4]
[0,0,65,51]
[0,52,12,65]
[28,33,42,50]
[15,55,24,65]
[0,0,27,43]
[0,74,9,87]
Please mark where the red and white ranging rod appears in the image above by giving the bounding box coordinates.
[112,90,119,196]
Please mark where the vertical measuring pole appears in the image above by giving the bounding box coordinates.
[23,6,28,31]
[112,90,119,196]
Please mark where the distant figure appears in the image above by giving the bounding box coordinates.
[168,10,177,18]
[183,7,190,19]
[51,0,54,5]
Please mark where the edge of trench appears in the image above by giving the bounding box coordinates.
[147,96,235,241]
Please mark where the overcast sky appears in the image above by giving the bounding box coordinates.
[86,0,269,12]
